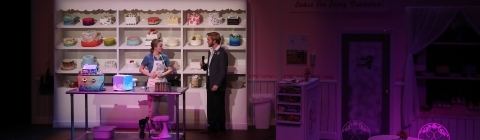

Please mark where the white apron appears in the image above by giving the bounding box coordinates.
[147,55,168,89]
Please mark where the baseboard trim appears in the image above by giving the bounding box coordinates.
[53,121,248,130]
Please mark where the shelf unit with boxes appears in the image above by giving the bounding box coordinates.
[53,0,249,129]
[414,13,480,119]
[275,78,320,140]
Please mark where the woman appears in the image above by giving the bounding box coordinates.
[139,39,174,133]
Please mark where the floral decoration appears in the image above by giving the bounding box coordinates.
[397,130,408,140]
[230,33,241,38]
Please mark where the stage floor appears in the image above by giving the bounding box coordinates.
[78,132,184,140]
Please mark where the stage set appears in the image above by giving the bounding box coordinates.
[37,0,480,140]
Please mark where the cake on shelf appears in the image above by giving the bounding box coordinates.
[187,13,202,25]
[63,38,77,47]
[145,29,161,46]
[148,17,160,25]
[82,18,95,26]
[63,15,79,25]
[125,13,139,25]
[81,55,99,67]
[104,61,117,70]
[104,38,116,46]
[208,12,223,25]
[81,30,102,47]
[189,35,202,46]
[170,61,181,71]
[125,60,139,70]
[167,16,179,25]
[113,75,134,91]
[61,59,77,70]
[165,37,179,47]
[229,33,241,46]
[126,36,141,46]
[99,15,115,25]
[78,64,105,91]
[227,15,240,25]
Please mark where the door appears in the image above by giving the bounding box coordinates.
[341,33,390,139]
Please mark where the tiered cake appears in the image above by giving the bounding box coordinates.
[113,75,134,91]
[81,55,99,66]
[81,30,102,47]
[99,15,115,25]
[125,13,139,25]
[78,64,105,91]
[229,33,241,46]
[145,29,161,46]
[189,35,202,46]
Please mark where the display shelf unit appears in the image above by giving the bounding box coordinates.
[276,78,320,140]
[54,0,248,129]
[414,13,480,119]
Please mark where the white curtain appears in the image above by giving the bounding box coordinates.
[402,7,480,129]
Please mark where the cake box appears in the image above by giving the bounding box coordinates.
[113,75,134,91]
[78,74,105,91]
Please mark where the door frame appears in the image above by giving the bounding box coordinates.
[336,30,397,139]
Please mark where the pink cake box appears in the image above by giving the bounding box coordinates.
[91,126,116,139]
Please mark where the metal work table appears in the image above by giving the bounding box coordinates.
[66,86,188,140]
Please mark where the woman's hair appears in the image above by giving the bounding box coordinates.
[150,39,162,53]
[207,32,221,44]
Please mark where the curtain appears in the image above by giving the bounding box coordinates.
[461,8,480,35]
[402,7,459,129]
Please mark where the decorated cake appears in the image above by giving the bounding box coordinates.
[170,61,181,71]
[82,18,95,26]
[189,35,202,46]
[104,61,117,70]
[99,15,115,25]
[145,29,161,46]
[187,13,202,25]
[126,36,141,46]
[113,75,134,91]
[63,15,80,25]
[148,17,160,25]
[103,38,116,46]
[81,55,99,67]
[125,13,139,25]
[208,12,223,25]
[166,37,179,47]
[63,38,78,47]
[227,15,240,25]
[61,59,77,70]
[126,60,139,70]
[167,16,179,25]
[78,64,105,91]
[81,30,102,47]
[229,33,241,46]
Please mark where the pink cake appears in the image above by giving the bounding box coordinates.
[187,13,202,25]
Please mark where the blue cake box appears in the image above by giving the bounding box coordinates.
[78,74,105,91]
[113,75,134,91]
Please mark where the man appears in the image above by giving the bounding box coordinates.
[200,32,228,136]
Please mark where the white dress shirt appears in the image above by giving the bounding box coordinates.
[208,45,220,76]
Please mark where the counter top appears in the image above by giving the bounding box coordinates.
[65,86,188,95]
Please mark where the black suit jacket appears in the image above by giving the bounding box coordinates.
[201,46,228,91]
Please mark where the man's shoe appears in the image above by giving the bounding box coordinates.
[216,132,225,137]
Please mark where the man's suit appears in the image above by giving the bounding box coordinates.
[201,46,228,132]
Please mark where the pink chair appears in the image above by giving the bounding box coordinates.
[341,120,371,140]
[418,123,450,140]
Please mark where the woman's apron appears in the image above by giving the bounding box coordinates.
[147,55,167,118]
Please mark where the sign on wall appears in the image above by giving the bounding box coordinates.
[286,34,308,65]
[285,0,390,13]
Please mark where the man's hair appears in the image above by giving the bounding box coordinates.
[207,32,221,44]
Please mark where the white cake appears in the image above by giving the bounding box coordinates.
[166,37,179,47]
[145,29,161,46]
[104,61,117,70]
[126,60,138,70]
[125,13,138,25]
[189,35,202,46]
[99,15,115,25]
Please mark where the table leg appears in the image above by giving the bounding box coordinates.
[85,94,88,132]
[183,93,186,139]
[70,94,74,140]
[176,95,179,140]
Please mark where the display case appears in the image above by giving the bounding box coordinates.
[54,0,248,129]
[276,78,320,140]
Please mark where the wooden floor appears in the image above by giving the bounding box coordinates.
[6,125,276,140]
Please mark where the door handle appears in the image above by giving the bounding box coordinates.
[385,90,389,95]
